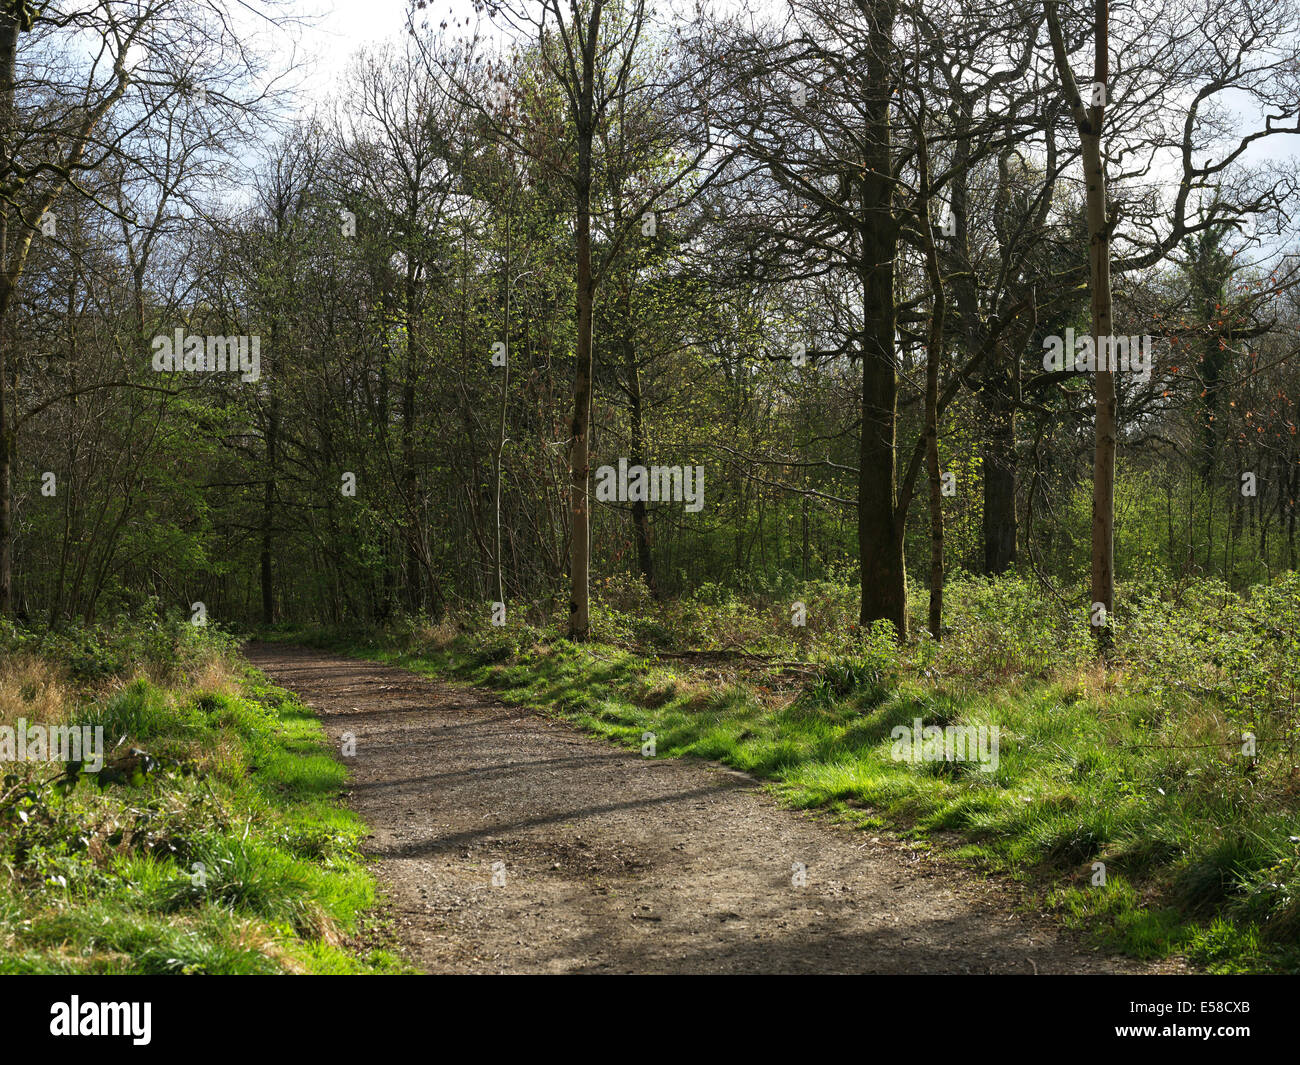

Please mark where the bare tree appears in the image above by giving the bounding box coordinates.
[411,0,717,638]
[0,0,289,616]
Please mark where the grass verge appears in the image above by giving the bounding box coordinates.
[1,620,407,974]
[265,573,1300,975]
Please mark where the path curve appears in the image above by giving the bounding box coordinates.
[245,642,1171,975]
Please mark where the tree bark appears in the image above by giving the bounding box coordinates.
[620,290,657,597]
[856,0,907,638]
[261,392,278,625]
[917,120,946,639]
[403,262,421,613]
[567,5,600,640]
[0,14,17,617]
[981,346,1019,574]
[1046,0,1115,642]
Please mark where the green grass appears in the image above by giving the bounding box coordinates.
[269,574,1300,974]
[0,636,408,974]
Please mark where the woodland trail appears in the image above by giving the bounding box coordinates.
[244,642,1179,975]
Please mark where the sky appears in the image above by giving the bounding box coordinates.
[286,0,416,96]
[286,0,477,100]
[264,0,1296,260]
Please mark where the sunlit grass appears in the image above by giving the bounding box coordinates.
[0,629,405,975]
[272,572,1300,972]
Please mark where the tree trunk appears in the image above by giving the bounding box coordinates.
[981,348,1018,574]
[1046,0,1115,642]
[0,15,17,618]
[621,301,657,597]
[568,32,597,641]
[261,394,278,625]
[1083,129,1116,636]
[918,122,946,639]
[856,0,906,638]
[403,265,421,613]
[570,244,593,638]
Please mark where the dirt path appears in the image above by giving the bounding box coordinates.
[245,642,1174,975]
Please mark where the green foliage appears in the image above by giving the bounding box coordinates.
[287,571,1300,973]
[804,621,899,707]
[1,608,240,685]
[0,626,397,974]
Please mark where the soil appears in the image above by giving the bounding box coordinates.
[244,642,1184,975]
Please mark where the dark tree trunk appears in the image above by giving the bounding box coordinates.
[0,15,17,618]
[261,396,278,625]
[856,0,906,638]
[568,5,601,641]
[621,302,657,598]
[403,268,421,613]
[981,348,1018,574]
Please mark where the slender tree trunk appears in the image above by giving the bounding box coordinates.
[981,347,1019,574]
[1047,0,1115,642]
[496,186,513,610]
[918,123,946,639]
[0,15,17,618]
[1083,138,1116,636]
[801,485,809,580]
[1288,465,1297,570]
[403,265,421,613]
[569,113,596,639]
[621,302,657,597]
[261,393,278,625]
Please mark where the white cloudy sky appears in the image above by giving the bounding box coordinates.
[275,0,1295,199]
[285,0,418,93]
[284,0,494,98]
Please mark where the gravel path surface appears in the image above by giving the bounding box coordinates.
[245,642,1177,975]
